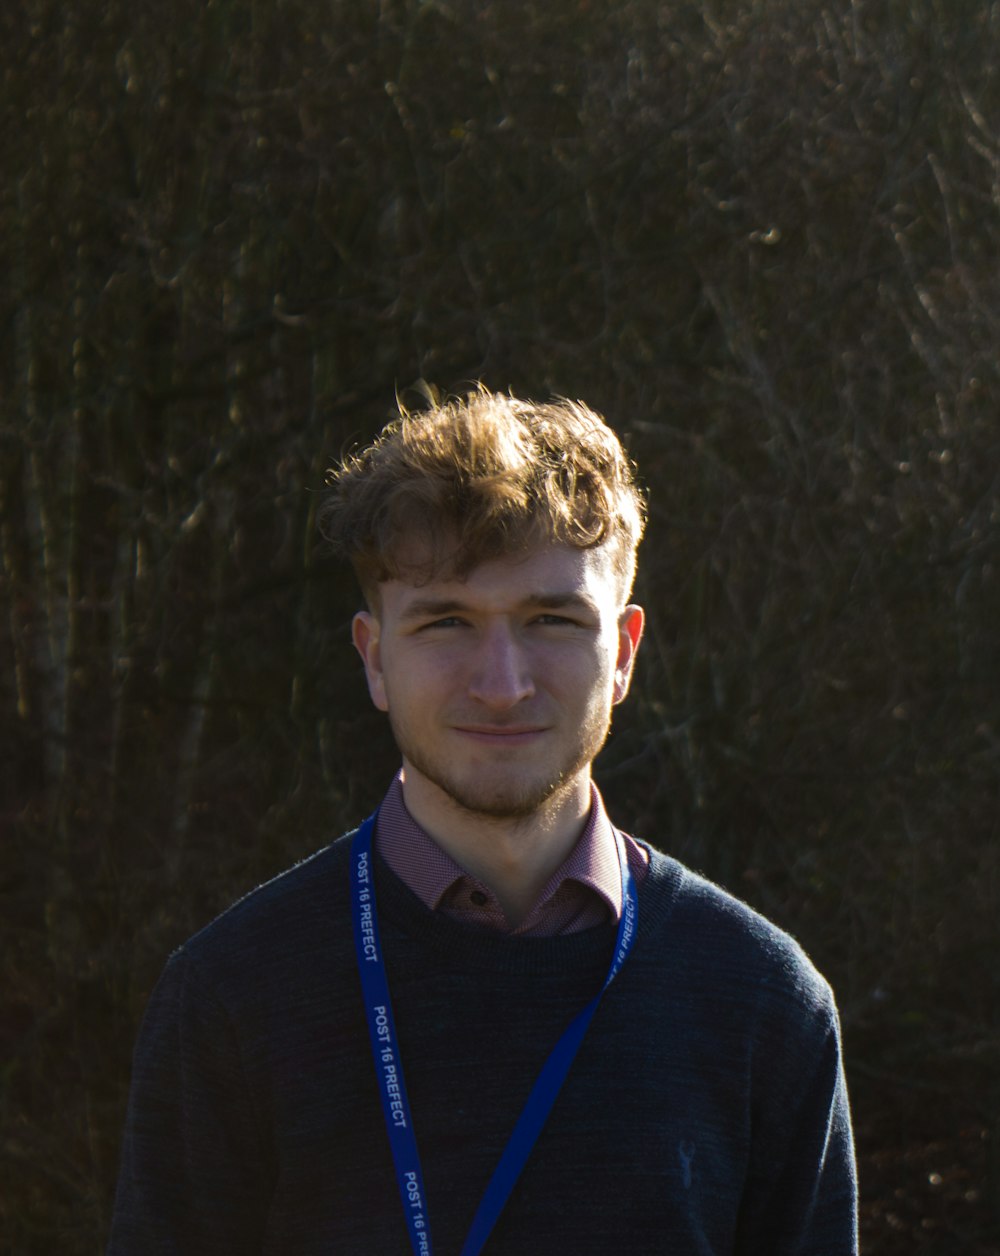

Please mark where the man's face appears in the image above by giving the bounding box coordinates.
[352,543,644,823]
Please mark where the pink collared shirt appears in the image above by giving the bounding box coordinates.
[374,773,648,937]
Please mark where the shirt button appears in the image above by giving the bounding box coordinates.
[470,890,488,907]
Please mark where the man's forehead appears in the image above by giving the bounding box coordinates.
[376,541,620,610]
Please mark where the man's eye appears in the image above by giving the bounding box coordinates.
[533,614,575,626]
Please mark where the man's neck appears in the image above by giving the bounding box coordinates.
[399,766,593,928]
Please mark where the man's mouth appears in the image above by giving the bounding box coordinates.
[452,725,549,744]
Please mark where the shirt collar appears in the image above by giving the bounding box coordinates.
[374,771,625,923]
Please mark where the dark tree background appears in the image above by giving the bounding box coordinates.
[2,0,998,1250]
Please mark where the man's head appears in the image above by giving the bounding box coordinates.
[322,389,647,828]
[320,388,646,611]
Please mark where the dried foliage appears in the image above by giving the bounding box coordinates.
[2,0,998,1250]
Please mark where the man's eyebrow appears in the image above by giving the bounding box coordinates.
[397,597,469,623]
[521,591,600,614]
[398,591,600,623]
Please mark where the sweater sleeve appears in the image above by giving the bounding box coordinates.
[736,983,858,1256]
[107,948,272,1255]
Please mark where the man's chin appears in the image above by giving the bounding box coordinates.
[420,767,574,822]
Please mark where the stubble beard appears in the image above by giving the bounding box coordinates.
[389,707,613,822]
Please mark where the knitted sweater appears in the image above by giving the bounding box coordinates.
[108,834,857,1255]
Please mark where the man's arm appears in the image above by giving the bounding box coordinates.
[736,993,858,1256]
[108,949,271,1254]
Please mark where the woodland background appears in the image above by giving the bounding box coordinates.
[2,0,998,1251]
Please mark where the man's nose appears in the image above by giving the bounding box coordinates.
[467,625,535,709]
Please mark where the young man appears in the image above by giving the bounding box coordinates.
[109,391,858,1254]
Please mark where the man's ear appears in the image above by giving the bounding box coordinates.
[613,605,645,704]
[352,611,388,712]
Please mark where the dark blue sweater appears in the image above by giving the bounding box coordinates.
[109,835,857,1254]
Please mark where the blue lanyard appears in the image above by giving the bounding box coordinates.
[350,811,638,1256]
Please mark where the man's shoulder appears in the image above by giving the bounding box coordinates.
[641,845,836,1019]
[178,829,358,983]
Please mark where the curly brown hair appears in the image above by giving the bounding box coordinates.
[320,388,646,607]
